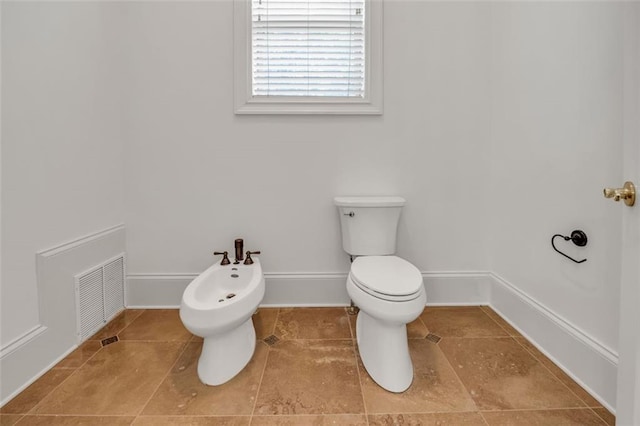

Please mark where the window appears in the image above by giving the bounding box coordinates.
[234,0,383,114]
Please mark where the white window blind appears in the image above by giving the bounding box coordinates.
[251,0,365,98]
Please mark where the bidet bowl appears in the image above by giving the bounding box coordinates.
[180,259,265,337]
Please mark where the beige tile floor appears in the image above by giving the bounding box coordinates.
[0,307,616,426]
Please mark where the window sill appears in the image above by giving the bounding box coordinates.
[234,98,383,115]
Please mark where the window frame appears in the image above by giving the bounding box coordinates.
[234,0,383,115]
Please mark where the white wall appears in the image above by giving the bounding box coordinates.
[490,3,624,355]
[1,2,125,348]
[123,1,493,278]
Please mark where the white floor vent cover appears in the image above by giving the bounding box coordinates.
[75,255,125,342]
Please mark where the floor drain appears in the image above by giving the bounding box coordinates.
[101,336,119,347]
[263,335,279,346]
[425,333,441,344]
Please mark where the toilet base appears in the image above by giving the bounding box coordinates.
[197,317,256,386]
[357,311,413,393]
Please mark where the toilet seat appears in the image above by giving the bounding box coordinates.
[350,256,423,302]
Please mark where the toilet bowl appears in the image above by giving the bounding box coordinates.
[334,196,427,393]
[179,258,265,386]
[347,255,426,392]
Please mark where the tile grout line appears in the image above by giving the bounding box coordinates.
[416,315,429,337]
[480,407,611,425]
[25,361,92,416]
[248,343,273,422]
[5,414,139,426]
[4,414,24,426]
[424,336,514,339]
[433,338,482,413]
[510,337,597,410]
[477,306,515,338]
[18,310,148,417]
[103,339,195,343]
[344,306,369,424]
[588,407,614,426]
[246,305,279,424]
[89,309,147,342]
[349,329,370,426]
[269,308,280,337]
[480,407,609,413]
[478,410,492,426]
[133,339,192,420]
[111,309,149,340]
[436,334,603,415]
[55,340,104,371]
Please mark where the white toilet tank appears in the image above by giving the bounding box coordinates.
[334,196,406,256]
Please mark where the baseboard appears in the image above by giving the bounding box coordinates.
[489,272,618,412]
[0,325,47,359]
[8,264,615,412]
[126,270,492,308]
[424,271,491,306]
[1,224,126,406]
[261,273,350,307]
[0,329,77,407]
[126,272,351,309]
[125,274,194,308]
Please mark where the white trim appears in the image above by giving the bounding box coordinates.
[424,271,491,306]
[490,272,618,412]
[491,273,617,363]
[0,325,47,359]
[37,224,125,258]
[1,337,77,407]
[126,274,196,309]
[233,0,383,115]
[126,270,490,308]
[261,273,350,306]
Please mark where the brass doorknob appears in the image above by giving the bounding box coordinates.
[603,181,636,206]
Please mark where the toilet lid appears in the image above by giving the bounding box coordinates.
[350,256,423,298]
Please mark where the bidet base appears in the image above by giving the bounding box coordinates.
[197,317,256,386]
[356,311,413,393]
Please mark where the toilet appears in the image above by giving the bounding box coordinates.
[334,196,426,393]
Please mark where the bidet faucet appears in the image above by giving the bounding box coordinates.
[234,239,244,264]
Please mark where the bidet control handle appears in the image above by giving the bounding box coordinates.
[213,251,231,265]
[244,251,261,265]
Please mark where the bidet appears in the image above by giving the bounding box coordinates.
[180,257,265,385]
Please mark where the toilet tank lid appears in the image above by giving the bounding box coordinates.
[334,196,406,207]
